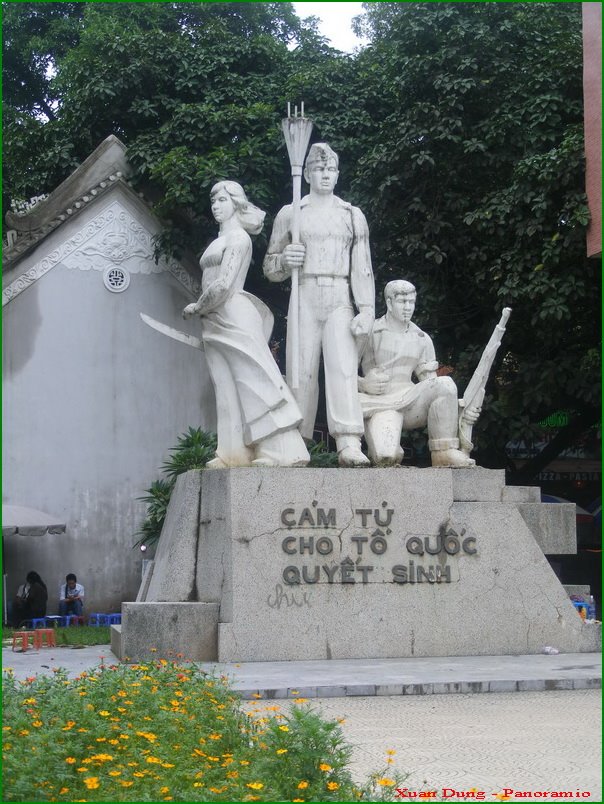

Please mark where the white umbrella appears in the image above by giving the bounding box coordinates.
[2,504,67,537]
[2,505,67,624]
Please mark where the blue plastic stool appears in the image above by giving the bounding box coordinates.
[31,618,47,629]
[88,613,109,626]
[107,613,122,625]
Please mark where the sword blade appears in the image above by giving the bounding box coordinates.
[140,312,203,351]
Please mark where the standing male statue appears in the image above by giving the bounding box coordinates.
[263,143,375,466]
[358,280,478,467]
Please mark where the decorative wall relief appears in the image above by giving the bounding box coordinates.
[3,200,200,306]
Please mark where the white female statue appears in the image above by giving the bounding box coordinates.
[184,181,309,468]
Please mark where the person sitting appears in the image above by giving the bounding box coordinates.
[59,573,85,618]
[13,571,48,626]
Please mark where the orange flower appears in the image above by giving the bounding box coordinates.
[376,778,395,787]
[246,782,264,790]
[297,781,309,789]
[83,777,100,790]
[319,763,332,772]
[327,782,340,790]
[65,758,77,765]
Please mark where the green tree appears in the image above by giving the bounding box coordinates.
[349,2,600,473]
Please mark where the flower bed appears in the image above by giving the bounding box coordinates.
[3,659,402,802]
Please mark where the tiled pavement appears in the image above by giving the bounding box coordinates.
[3,645,601,801]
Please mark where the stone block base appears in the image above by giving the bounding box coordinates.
[114,602,219,662]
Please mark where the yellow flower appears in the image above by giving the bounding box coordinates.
[23,698,36,704]
[120,781,134,787]
[59,788,69,795]
[276,748,288,755]
[90,753,113,762]
[292,799,305,802]
[108,771,121,777]
[319,763,332,772]
[161,762,175,768]
[32,720,43,727]
[135,731,158,742]
[209,733,221,740]
[65,758,77,765]
[376,778,395,786]
[327,782,340,790]
[246,782,264,790]
[193,782,203,788]
[98,711,110,717]
[146,756,162,764]
[293,698,308,704]
[297,781,309,789]
[240,760,250,765]
[133,771,145,777]
[83,777,100,790]
[278,725,289,732]
[251,693,262,699]
[62,721,76,731]
[160,787,170,794]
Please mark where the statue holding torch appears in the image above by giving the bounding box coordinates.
[263,105,375,466]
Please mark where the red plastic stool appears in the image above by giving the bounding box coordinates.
[12,631,36,652]
[33,629,56,649]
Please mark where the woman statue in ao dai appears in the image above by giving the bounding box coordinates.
[184,181,309,467]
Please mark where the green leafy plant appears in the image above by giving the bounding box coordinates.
[307,440,339,468]
[134,429,217,548]
[2,660,407,802]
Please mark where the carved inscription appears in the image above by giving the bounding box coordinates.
[276,502,478,587]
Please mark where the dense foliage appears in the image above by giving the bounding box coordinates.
[4,2,599,476]
[135,428,217,547]
[3,661,403,801]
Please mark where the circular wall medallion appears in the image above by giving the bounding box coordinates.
[103,266,130,293]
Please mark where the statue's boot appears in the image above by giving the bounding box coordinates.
[429,436,475,468]
[431,448,476,468]
[336,435,370,467]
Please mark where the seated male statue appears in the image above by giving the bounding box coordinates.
[358,279,477,467]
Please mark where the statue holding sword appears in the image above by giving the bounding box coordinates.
[263,107,375,467]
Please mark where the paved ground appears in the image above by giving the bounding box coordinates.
[305,690,602,800]
[3,645,601,801]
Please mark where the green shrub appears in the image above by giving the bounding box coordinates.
[2,660,404,802]
[134,429,217,548]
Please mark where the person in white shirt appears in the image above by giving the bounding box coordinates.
[59,573,85,617]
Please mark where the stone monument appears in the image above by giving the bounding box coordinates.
[115,109,600,664]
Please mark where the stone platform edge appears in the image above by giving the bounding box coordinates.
[228,675,601,700]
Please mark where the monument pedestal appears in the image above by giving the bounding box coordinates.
[117,467,600,662]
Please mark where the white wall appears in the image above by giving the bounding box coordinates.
[3,187,216,613]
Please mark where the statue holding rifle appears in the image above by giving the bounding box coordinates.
[264,110,375,467]
[358,279,510,467]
